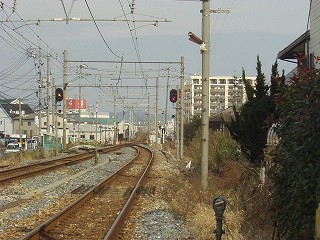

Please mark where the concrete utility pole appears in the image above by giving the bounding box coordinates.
[46,53,51,133]
[19,98,22,148]
[180,56,185,160]
[95,102,98,141]
[155,77,159,149]
[198,1,229,188]
[51,78,55,136]
[63,50,68,151]
[165,68,170,127]
[38,52,43,138]
[52,79,59,156]
[148,93,150,145]
[113,95,117,145]
[201,0,211,189]
[176,84,180,161]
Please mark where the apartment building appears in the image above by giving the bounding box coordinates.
[185,75,256,117]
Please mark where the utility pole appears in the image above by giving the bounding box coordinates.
[199,1,229,188]
[78,64,87,140]
[200,0,211,189]
[176,84,180,161]
[53,79,59,156]
[165,68,170,127]
[51,78,55,137]
[180,56,185,160]
[95,102,98,141]
[19,98,22,148]
[38,52,43,139]
[95,101,98,164]
[155,77,159,149]
[63,50,68,151]
[113,95,117,145]
[148,93,150,145]
[46,53,51,133]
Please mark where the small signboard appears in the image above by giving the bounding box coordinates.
[66,99,87,110]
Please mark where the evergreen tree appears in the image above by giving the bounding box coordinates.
[225,56,276,165]
[184,115,201,145]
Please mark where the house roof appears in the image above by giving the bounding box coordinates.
[278,30,310,60]
[0,102,35,119]
[68,115,119,125]
[210,107,235,122]
[0,99,17,105]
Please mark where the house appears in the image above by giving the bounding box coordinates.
[0,99,35,138]
[66,111,125,144]
[278,1,320,73]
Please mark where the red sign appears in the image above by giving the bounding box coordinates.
[66,99,87,110]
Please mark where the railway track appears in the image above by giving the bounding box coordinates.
[20,144,153,240]
[0,144,127,183]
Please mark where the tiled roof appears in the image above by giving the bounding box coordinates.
[0,102,35,119]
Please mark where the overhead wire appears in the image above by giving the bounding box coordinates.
[0,2,68,108]
[84,0,122,59]
[118,0,146,81]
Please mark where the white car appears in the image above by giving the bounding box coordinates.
[5,143,20,153]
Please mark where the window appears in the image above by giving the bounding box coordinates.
[28,122,31,126]
[44,122,47,126]
[210,79,217,84]
[219,79,226,84]
[228,79,234,84]
[58,122,61,126]
[90,135,94,140]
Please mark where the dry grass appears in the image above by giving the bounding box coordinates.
[163,141,274,239]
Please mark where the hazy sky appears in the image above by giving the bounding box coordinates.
[0,0,310,115]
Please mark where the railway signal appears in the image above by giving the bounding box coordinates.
[55,88,63,102]
[169,89,177,103]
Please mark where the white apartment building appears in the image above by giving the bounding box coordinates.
[185,75,256,117]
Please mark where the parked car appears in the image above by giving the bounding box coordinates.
[5,143,20,153]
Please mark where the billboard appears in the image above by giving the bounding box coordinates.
[66,99,87,110]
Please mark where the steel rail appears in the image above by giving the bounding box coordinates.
[20,144,153,240]
[103,144,154,239]
[0,144,127,183]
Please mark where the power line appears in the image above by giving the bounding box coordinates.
[84,0,122,59]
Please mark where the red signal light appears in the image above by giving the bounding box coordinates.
[170,89,178,103]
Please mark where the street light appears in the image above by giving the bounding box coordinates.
[188,31,203,45]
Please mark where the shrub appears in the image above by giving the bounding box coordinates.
[271,68,320,239]
[186,130,243,170]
